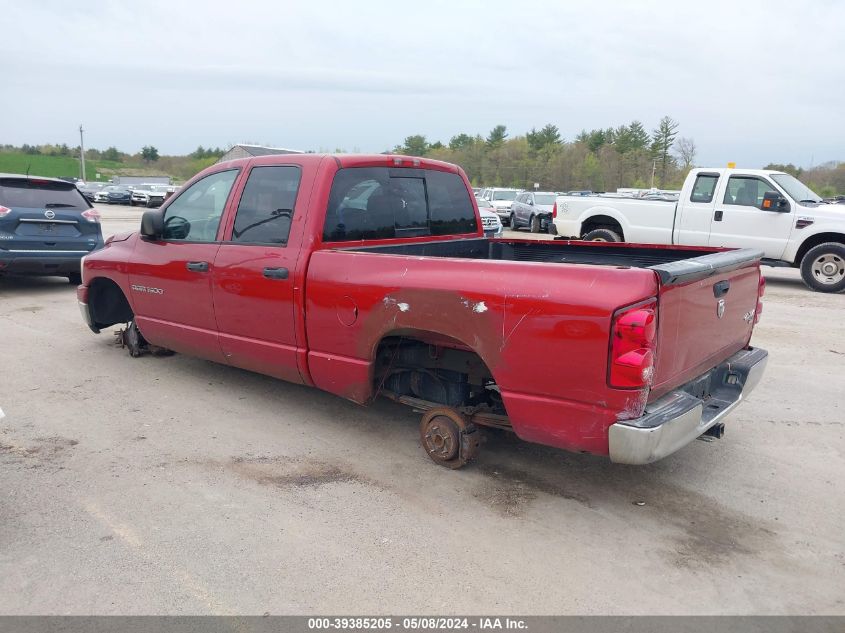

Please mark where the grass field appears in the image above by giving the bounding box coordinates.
[0,151,213,183]
[0,153,87,179]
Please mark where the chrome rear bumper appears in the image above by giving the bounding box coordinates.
[608,347,768,465]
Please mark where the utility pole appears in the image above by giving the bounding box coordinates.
[79,124,87,181]
[650,159,657,189]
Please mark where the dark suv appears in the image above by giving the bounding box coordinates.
[0,174,104,284]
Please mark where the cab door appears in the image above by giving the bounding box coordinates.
[674,172,720,246]
[707,175,794,259]
[129,169,240,362]
[211,164,309,383]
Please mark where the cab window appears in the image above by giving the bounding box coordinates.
[230,166,301,244]
[723,176,778,207]
[690,174,718,203]
[163,170,238,241]
[323,167,477,241]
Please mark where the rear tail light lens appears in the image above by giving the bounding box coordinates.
[0,205,10,218]
[609,302,657,389]
[552,202,558,219]
[81,209,101,223]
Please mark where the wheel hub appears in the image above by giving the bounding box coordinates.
[422,418,459,461]
[811,254,844,284]
[418,408,482,469]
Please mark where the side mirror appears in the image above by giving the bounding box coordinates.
[528,199,534,206]
[761,191,790,213]
[140,209,164,239]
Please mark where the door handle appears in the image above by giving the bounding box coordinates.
[186,261,209,272]
[263,267,289,280]
[714,210,724,222]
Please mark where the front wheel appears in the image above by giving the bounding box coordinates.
[800,242,845,293]
[508,213,516,229]
[583,228,622,242]
[530,215,541,233]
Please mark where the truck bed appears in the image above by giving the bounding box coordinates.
[340,237,762,286]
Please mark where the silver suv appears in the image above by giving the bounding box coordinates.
[484,188,522,225]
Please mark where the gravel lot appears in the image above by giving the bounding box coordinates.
[0,205,843,615]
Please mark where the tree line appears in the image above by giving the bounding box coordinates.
[392,116,689,191]
[0,143,226,164]
[392,119,843,196]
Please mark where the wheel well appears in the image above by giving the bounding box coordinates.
[581,215,624,239]
[89,278,133,329]
[793,233,845,267]
[373,335,503,412]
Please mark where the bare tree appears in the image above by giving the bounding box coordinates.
[675,137,697,170]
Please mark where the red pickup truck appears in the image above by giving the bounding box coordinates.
[77,154,768,468]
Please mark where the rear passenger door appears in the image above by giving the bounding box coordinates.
[212,164,309,383]
[675,172,720,246]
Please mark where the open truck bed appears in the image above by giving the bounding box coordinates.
[342,237,761,284]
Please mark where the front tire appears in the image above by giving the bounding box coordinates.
[530,215,541,233]
[67,272,82,285]
[509,213,516,230]
[583,228,622,242]
[800,242,845,293]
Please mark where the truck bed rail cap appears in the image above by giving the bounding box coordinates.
[649,248,764,286]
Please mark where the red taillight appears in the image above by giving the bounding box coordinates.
[754,274,766,324]
[0,205,10,217]
[81,209,101,223]
[609,303,657,389]
[552,202,557,219]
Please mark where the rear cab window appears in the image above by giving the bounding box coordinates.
[0,178,91,210]
[689,174,719,203]
[323,167,477,242]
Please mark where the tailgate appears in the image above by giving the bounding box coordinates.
[1,207,100,252]
[649,249,763,399]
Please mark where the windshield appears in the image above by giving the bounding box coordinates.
[771,173,822,203]
[534,194,555,205]
[492,190,517,201]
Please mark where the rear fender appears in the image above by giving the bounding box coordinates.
[578,206,629,234]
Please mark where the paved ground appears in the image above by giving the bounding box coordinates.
[0,207,843,614]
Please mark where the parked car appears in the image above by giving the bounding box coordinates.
[130,185,168,208]
[78,183,106,204]
[0,174,103,284]
[552,167,845,292]
[78,153,767,469]
[485,187,522,225]
[510,191,557,233]
[476,198,503,237]
[104,186,132,205]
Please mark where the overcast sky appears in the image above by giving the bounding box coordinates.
[2,0,843,167]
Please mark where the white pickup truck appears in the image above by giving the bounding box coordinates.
[551,168,845,292]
